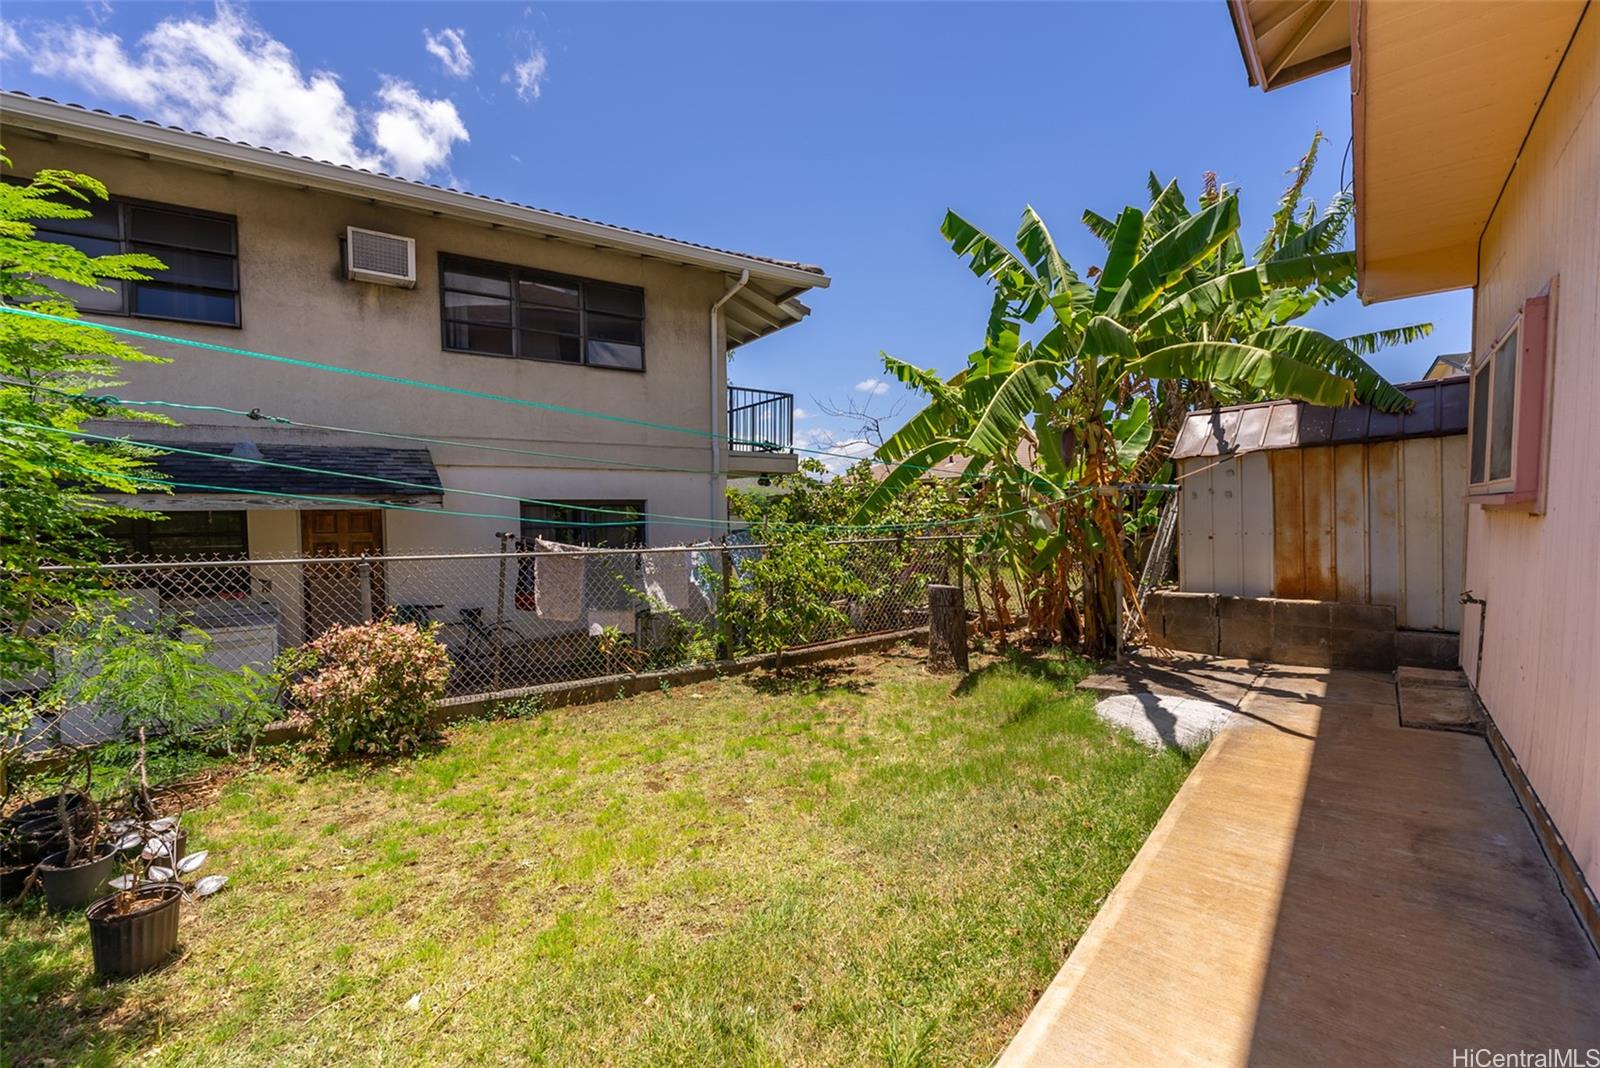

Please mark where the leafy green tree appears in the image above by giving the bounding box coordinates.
[728,457,964,532]
[860,137,1429,656]
[0,153,168,681]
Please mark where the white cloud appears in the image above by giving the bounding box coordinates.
[507,44,548,102]
[854,378,891,396]
[792,406,812,420]
[422,27,472,78]
[19,6,467,178]
[0,21,22,57]
[370,79,469,179]
[794,428,875,476]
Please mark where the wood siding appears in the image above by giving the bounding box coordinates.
[1178,438,1465,630]
[1462,11,1599,890]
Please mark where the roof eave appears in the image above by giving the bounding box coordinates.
[0,93,830,293]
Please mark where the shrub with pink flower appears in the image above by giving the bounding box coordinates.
[290,618,451,757]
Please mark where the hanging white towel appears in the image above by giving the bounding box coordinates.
[641,552,704,615]
[532,538,585,622]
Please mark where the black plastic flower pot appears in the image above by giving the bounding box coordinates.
[86,884,182,979]
[2,792,88,831]
[1,860,34,901]
[8,817,66,865]
[37,845,117,912]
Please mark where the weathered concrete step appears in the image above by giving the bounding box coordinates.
[1396,666,1484,733]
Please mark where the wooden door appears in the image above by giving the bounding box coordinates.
[300,510,384,641]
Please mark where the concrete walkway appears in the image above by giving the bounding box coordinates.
[1000,661,1600,1066]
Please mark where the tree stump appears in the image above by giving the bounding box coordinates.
[927,584,969,674]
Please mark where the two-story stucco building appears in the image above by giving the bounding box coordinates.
[1,91,824,573]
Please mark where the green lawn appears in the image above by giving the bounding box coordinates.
[2,646,1195,1067]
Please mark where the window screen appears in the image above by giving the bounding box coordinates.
[31,197,240,326]
[103,511,250,597]
[1488,329,1518,482]
[441,255,644,370]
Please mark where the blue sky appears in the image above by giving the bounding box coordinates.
[1,1,1471,460]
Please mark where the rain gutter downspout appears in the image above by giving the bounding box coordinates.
[710,270,750,535]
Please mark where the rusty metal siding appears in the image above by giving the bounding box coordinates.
[1181,440,1465,631]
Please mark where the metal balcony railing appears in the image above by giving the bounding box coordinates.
[727,386,794,453]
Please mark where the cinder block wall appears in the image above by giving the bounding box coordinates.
[1144,592,1398,670]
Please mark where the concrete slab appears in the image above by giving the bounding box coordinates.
[1094,693,1234,750]
[1079,655,1261,706]
[1397,667,1485,732]
[1000,660,1600,1067]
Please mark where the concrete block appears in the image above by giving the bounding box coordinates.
[1218,618,1274,662]
[1330,601,1396,630]
[1152,591,1217,621]
[1216,596,1273,623]
[1270,624,1333,667]
[1330,626,1397,671]
[1270,599,1333,629]
[1162,615,1219,656]
[1396,631,1461,670]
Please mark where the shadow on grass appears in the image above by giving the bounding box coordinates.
[0,897,182,1066]
[951,647,1097,698]
[746,661,873,698]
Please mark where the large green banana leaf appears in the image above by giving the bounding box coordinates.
[876,401,957,464]
[1082,208,1118,247]
[851,438,960,522]
[964,360,1061,457]
[1248,325,1412,412]
[1139,252,1355,337]
[1112,396,1153,467]
[1104,195,1241,319]
[1136,341,1356,408]
[1091,207,1145,314]
[1341,324,1433,355]
[941,211,1036,298]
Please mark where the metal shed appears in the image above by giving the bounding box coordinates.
[1170,377,1469,632]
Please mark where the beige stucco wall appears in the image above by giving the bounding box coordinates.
[1461,12,1599,888]
[6,136,745,544]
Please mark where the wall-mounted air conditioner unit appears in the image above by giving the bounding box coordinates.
[345,227,417,288]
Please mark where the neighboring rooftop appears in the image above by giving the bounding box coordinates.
[0,90,828,347]
[141,442,442,501]
[1170,376,1468,460]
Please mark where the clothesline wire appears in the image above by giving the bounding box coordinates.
[1,306,952,474]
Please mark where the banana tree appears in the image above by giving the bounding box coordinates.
[859,138,1428,656]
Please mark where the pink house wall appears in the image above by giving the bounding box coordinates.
[1461,12,1599,889]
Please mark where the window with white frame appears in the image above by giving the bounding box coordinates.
[1468,290,1552,507]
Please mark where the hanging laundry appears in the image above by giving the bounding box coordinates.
[641,551,706,616]
[531,538,585,621]
[586,609,638,636]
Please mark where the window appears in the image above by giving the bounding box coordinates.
[516,501,645,613]
[520,501,646,549]
[1468,290,1552,509]
[32,196,240,326]
[440,254,644,370]
[103,511,250,597]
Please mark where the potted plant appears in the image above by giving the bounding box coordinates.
[86,758,226,979]
[33,749,117,910]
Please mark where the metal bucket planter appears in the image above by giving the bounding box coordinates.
[37,844,117,911]
[86,884,182,978]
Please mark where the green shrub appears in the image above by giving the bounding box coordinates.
[290,618,451,757]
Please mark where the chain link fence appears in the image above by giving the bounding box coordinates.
[7,535,968,753]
